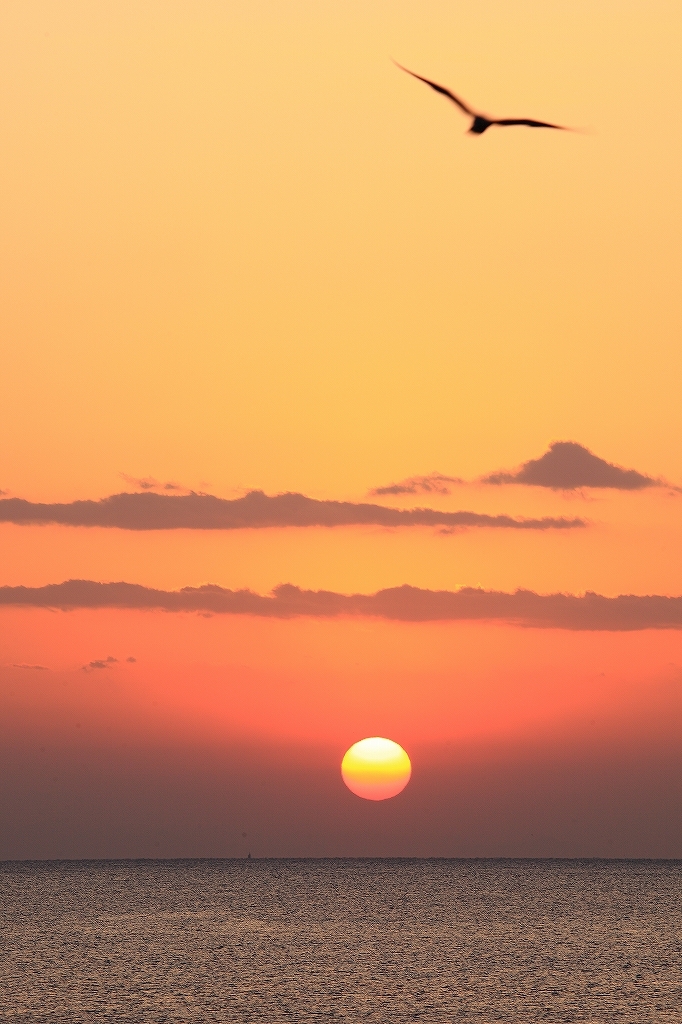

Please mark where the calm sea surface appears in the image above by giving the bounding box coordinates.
[1,859,681,1023]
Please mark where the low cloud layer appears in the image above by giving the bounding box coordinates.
[483,442,661,490]
[370,473,464,497]
[0,490,584,532]
[2,580,681,631]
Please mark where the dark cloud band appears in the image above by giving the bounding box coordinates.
[0,491,584,532]
[2,580,680,631]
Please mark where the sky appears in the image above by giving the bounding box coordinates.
[1,0,681,858]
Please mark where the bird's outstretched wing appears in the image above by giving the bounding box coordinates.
[393,61,475,117]
[495,118,568,130]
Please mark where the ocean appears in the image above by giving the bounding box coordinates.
[1,859,680,1022]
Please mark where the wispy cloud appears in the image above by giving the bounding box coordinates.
[370,473,464,497]
[120,474,184,492]
[12,663,48,670]
[82,655,118,672]
[2,580,681,631]
[0,491,584,532]
[482,441,664,490]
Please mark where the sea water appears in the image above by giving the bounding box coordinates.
[1,859,681,1022]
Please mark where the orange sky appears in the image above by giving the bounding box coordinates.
[1,0,681,857]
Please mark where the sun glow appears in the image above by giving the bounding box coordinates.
[341,737,412,801]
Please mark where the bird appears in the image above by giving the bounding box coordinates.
[394,61,570,135]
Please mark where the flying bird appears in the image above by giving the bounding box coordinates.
[394,61,569,136]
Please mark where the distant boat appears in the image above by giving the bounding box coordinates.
[247,852,252,859]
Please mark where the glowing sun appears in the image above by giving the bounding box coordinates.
[341,737,412,801]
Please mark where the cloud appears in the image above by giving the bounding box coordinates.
[370,473,464,497]
[120,474,184,492]
[82,656,118,672]
[0,490,584,532]
[126,656,137,663]
[2,580,681,632]
[482,441,662,490]
[12,663,48,671]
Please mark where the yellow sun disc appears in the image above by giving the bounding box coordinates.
[341,737,412,801]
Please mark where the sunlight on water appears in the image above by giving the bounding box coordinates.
[2,859,681,1022]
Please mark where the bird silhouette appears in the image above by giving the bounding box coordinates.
[394,61,569,135]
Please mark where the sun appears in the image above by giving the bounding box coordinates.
[341,737,412,801]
